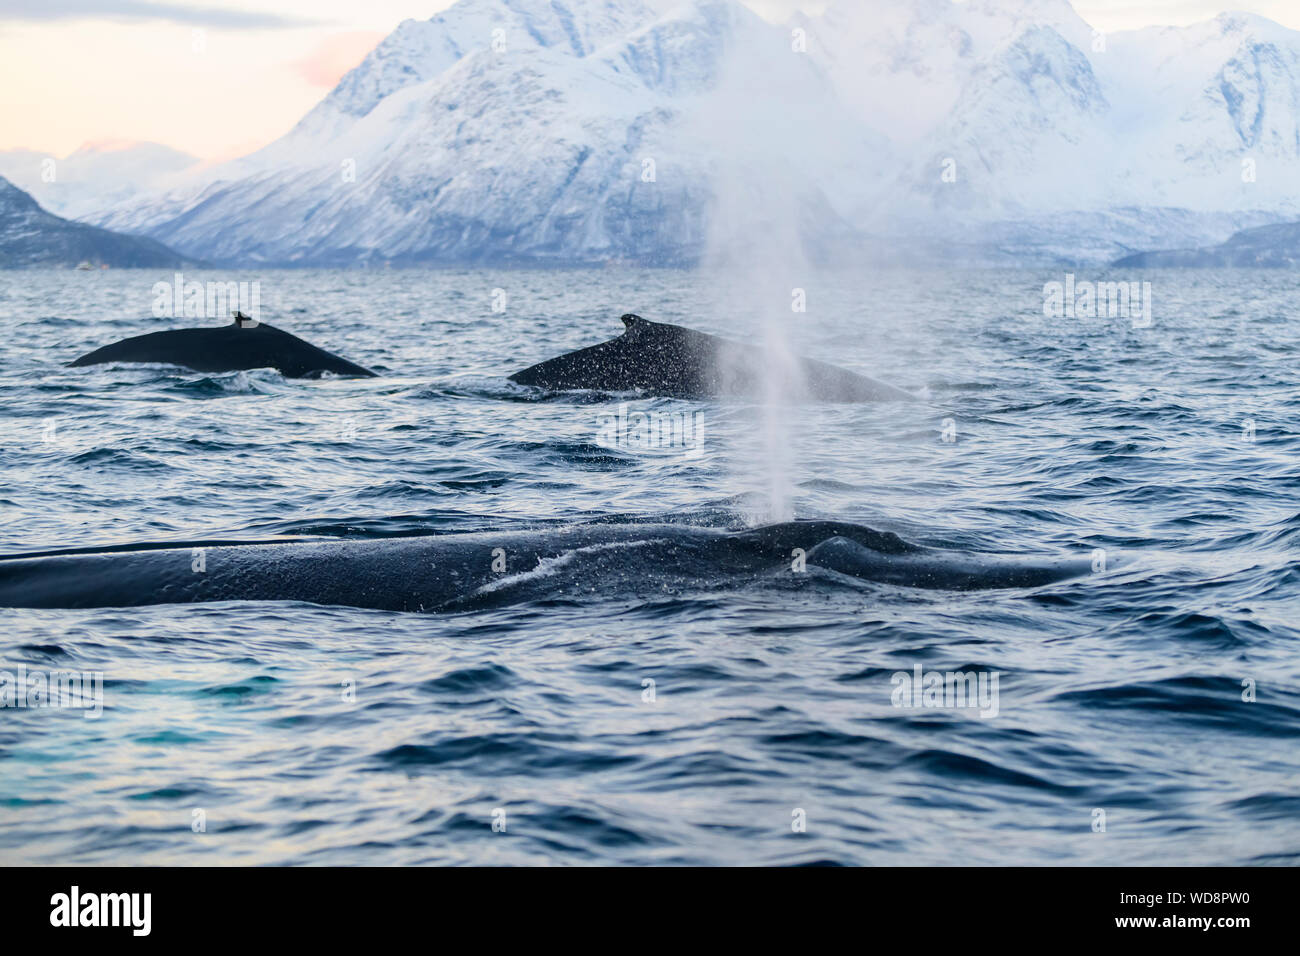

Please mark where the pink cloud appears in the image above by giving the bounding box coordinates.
[292,31,384,88]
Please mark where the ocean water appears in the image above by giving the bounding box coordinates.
[0,266,1297,865]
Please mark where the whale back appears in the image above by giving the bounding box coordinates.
[508,314,722,396]
[0,521,1093,612]
[509,314,914,402]
[69,322,375,378]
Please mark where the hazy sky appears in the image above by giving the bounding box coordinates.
[3,0,1298,160]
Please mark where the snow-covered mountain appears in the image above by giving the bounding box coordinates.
[1100,13,1300,208]
[0,141,200,222]
[237,0,664,179]
[809,0,1096,148]
[80,0,1300,266]
[92,0,882,265]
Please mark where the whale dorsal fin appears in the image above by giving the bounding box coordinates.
[620,313,651,333]
[232,311,257,328]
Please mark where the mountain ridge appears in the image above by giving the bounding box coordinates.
[0,176,194,269]
[71,0,1300,267]
[1113,217,1300,266]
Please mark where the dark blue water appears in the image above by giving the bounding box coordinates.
[1,267,1298,864]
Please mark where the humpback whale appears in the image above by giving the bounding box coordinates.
[69,314,375,378]
[509,314,915,402]
[0,521,1092,612]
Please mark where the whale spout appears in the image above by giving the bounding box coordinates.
[509,314,914,402]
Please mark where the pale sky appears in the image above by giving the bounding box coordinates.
[2,0,1298,161]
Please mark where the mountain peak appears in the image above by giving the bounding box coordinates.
[308,0,662,126]
[0,175,191,268]
[1211,10,1297,41]
[0,175,39,211]
[72,138,137,154]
